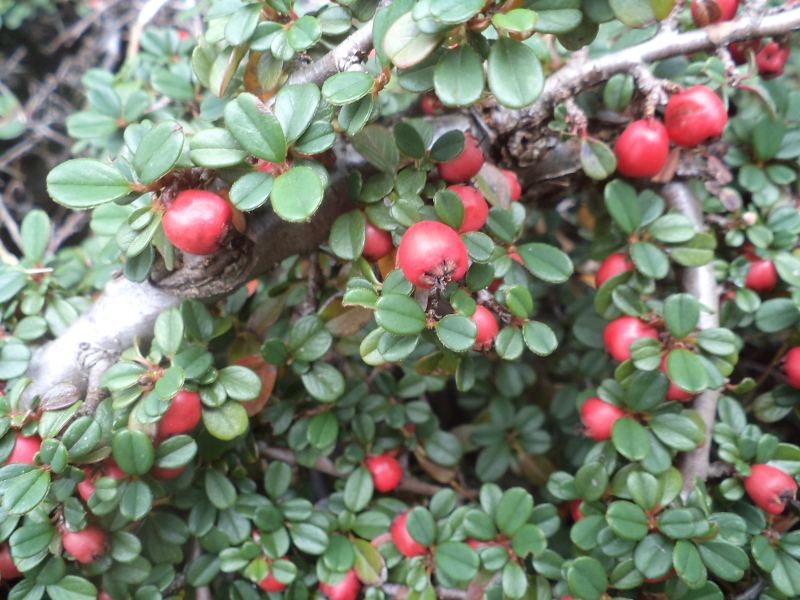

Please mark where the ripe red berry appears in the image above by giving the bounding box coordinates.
[0,542,21,580]
[785,347,800,389]
[744,464,798,514]
[157,390,202,440]
[62,526,108,563]
[366,454,403,492]
[756,41,791,78]
[448,185,488,233]
[595,252,634,288]
[580,397,626,441]
[501,170,522,202]
[744,253,778,293]
[362,215,394,262]
[664,86,728,148]
[397,221,469,289]
[98,593,113,600]
[660,354,694,402]
[78,458,128,501]
[319,568,361,600]
[508,252,523,266]
[258,569,288,592]
[603,316,659,362]
[162,190,233,255]
[256,160,276,173]
[4,432,41,466]
[691,0,738,25]
[438,133,485,183]
[570,499,584,522]
[391,511,428,557]
[471,305,499,351]
[728,39,763,64]
[614,120,670,179]
[149,465,186,480]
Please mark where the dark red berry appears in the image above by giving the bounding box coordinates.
[744,252,778,293]
[438,133,484,183]
[362,215,394,262]
[62,526,108,563]
[162,190,233,255]
[366,454,403,492]
[580,397,626,441]
[471,305,499,351]
[785,347,800,389]
[744,464,798,514]
[319,568,361,600]
[664,86,728,147]
[391,511,428,557]
[0,542,21,579]
[448,185,488,233]
[603,316,659,362]
[4,432,41,466]
[614,120,670,179]
[756,41,791,79]
[259,568,288,592]
[397,221,469,289]
[596,252,634,288]
[157,390,202,440]
[502,170,522,202]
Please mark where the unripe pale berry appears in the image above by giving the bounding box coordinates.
[319,568,361,600]
[614,120,670,179]
[660,354,694,402]
[162,190,233,255]
[4,432,41,466]
[397,221,469,288]
[391,511,428,557]
[471,305,499,351]
[744,253,778,293]
[438,133,485,183]
[603,316,659,362]
[664,86,728,148]
[0,542,21,580]
[258,569,288,592]
[744,464,798,514]
[366,454,403,492]
[362,215,394,262]
[448,185,488,233]
[62,526,108,563]
[157,390,202,440]
[580,397,626,441]
[501,170,522,202]
[595,252,634,288]
[784,347,800,389]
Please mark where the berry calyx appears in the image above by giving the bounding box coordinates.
[62,526,108,563]
[438,133,485,183]
[149,465,186,480]
[258,568,288,593]
[664,86,728,147]
[362,214,394,262]
[502,170,522,202]
[162,190,233,256]
[784,347,800,389]
[595,252,634,288]
[319,568,361,600]
[397,221,469,289]
[744,464,798,514]
[603,316,659,362]
[691,0,738,26]
[366,454,403,492]
[744,253,778,293]
[78,458,128,502]
[448,185,488,233]
[391,511,428,557]
[0,542,21,580]
[660,354,694,402]
[156,390,202,441]
[4,432,41,466]
[580,397,626,441]
[614,120,670,179]
[471,305,499,351]
[756,41,791,79]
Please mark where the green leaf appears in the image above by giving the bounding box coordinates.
[120,479,153,520]
[133,120,184,185]
[434,190,465,230]
[606,501,649,540]
[663,294,699,339]
[434,542,479,582]
[487,37,544,109]
[567,557,609,600]
[330,211,366,261]
[46,576,97,600]
[523,321,557,355]
[394,121,427,160]
[436,314,477,352]
[202,401,249,440]
[344,466,374,512]
[47,159,131,209]
[667,350,708,393]
[189,128,249,168]
[351,125,399,174]
[322,72,374,105]
[301,363,345,402]
[434,46,485,108]
[406,506,436,546]
[648,213,696,243]
[271,166,324,222]
[515,243,573,282]
[697,540,749,582]
[429,0,484,23]
[496,488,534,535]
[112,430,154,475]
[535,9,583,33]
[224,93,287,163]
[612,418,651,461]
[574,462,609,501]
[429,130,465,162]
[375,294,426,335]
[630,242,669,279]
[274,83,321,144]
[4,469,49,515]
[20,211,50,263]
[154,308,184,356]
[580,138,616,180]
[230,171,273,211]
[383,12,441,69]
[287,16,321,51]
[604,179,641,234]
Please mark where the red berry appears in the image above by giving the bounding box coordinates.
[471,305,499,351]
[0,542,21,580]
[4,432,41,466]
[756,41,790,78]
[391,511,428,557]
[397,221,469,289]
[691,0,738,25]
[785,347,800,389]
[78,458,127,501]
[177,30,190,42]
[508,252,523,266]
[744,464,798,514]
[614,120,670,179]
[256,160,276,173]
[744,253,778,293]
[645,568,675,583]
[502,170,522,202]
[319,568,361,600]
[362,215,394,262]
[62,526,108,563]
[438,133,485,183]
[149,465,186,480]
[448,185,488,233]
[465,538,488,550]
[570,500,584,522]
[580,397,626,441]
[595,252,634,288]
[660,354,694,402]
[157,390,202,440]
[162,190,233,255]
[258,569,288,593]
[366,454,403,492]
[664,86,728,148]
[729,39,763,64]
[603,316,659,362]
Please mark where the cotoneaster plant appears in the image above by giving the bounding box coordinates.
[603,316,659,362]
[437,133,484,183]
[744,464,798,514]
[397,221,469,289]
[663,85,728,147]
[391,511,429,557]
[614,119,670,179]
[161,190,233,255]
[365,453,403,492]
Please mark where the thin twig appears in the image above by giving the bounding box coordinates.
[0,192,23,252]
